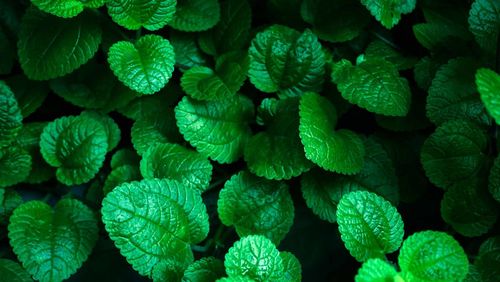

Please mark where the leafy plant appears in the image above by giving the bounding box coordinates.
[1,0,500,281]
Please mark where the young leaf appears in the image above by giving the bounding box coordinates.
[420,120,488,189]
[0,259,33,282]
[140,143,213,193]
[360,0,416,29]
[108,35,176,95]
[299,92,365,174]
[31,0,106,18]
[224,235,284,282]
[469,0,500,55]
[217,171,294,244]
[475,236,500,282]
[106,0,176,30]
[40,115,108,185]
[101,179,209,277]
[0,146,31,188]
[175,96,254,164]
[331,58,411,117]
[336,191,404,262]
[183,257,225,282]
[18,8,102,80]
[110,148,140,169]
[131,110,182,155]
[398,231,469,282]
[248,25,325,98]
[170,0,220,32]
[8,199,98,282]
[102,165,141,195]
[245,98,312,180]
[354,258,400,282]
[6,75,49,118]
[427,57,490,126]
[476,68,500,124]
[280,252,302,282]
[0,80,22,147]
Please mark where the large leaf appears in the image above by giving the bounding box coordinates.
[101,179,210,277]
[6,75,49,118]
[469,0,500,55]
[354,258,400,282]
[476,68,500,124]
[360,0,416,29]
[170,0,220,32]
[218,171,294,244]
[0,259,33,282]
[106,0,176,30]
[336,191,404,262]
[18,8,101,80]
[248,25,325,98]
[108,35,176,95]
[8,199,98,282]
[31,0,106,18]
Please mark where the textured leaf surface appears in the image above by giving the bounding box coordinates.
[101,179,209,277]
[170,31,207,72]
[0,259,33,282]
[108,35,175,95]
[336,191,404,262]
[81,111,121,152]
[299,92,365,174]
[0,80,22,147]
[420,120,488,189]
[245,98,312,180]
[218,171,294,244]
[248,25,325,98]
[140,143,213,193]
[427,57,490,126]
[183,257,225,282]
[280,252,301,282]
[40,115,108,185]
[0,146,31,188]
[0,189,22,224]
[475,236,500,282]
[398,231,469,282]
[354,258,399,282]
[110,148,140,169]
[106,0,176,30]
[331,58,411,116]
[224,235,284,282]
[364,40,418,70]
[18,8,102,80]
[360,0,416,28]
[103,164,141,195]
[171,0,220,32]
[6,75,49,118]
[469,0,500,55]
[175,96,254,164]
[131,110,182,155]
[31,0,106,18]
[476,68,500,124]
[8,199,98,282]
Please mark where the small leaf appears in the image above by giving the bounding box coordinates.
[31,0,106,18]
[476,68,500,124]
[218,171,294,244]
[108,35,175,95]
[8,199,98,282]
[355,258,399,282]
[183,257,225,282]
[140,143,213,193]
[398,231,469,282]
[0,259,32,282]
[106,0,176,30]
[336,191,404,262]
[0,80,22,147]
[170,0,220,32]
[360,0,416,29]
[224,235,284,282]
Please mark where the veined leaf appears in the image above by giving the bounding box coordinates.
[0,259,33,282]
[476,68,500,124]
[360,0,416,29]
[355,259,400,282]
[475,236,500,282]
[103,165,141,195]
[0,146,31,188]
[170,0,220,32]
[131,110,182,155]
[183,257,225,282]
[0,80,22,147]
[280,252,301,282]
[6,75,49,118]
[469,0,500,55]
[106,0,176,30]
[31,0,106,18]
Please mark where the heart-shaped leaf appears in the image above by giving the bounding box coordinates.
[108,35,175,95]
[8,199,98,282]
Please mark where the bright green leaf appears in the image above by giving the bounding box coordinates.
[106,0,176,30]
[131,110,182,155]
[31,0,106,18]
[476,68,500,124]
[360,0,416,29]
[183,257,225,282]
[355,258,400,282]
[280,252,301,282]
[469,0,500,55]
[103,165,141,195]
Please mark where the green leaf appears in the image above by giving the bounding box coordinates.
[360,0,416,29]
[40,115,108,185]
[152,260,185,282]
[170,0,220,32]
[131,110,183,155]
[336,191,404,262]
[441,177,498,237]
[331,58,411,117]
[175,95,254,164]
[398,231,469,282]
[248,25,325,98]
[476,68,500,124]
[110,148,140,169]
[0,189,23,224]
[218,171,294,244]
[103,164,141,195]
[80,111,121,152]
[101,179,209,277]
[140,143,213,193]
[31,0,106,18]
[224,235,284,282]
[469,0,500,55]
[106,0,176,30]
[488,155,500,203]
[108,35,176,95]
[170,31,208,72]
[354,258,400,282]
[198,0,251,56]
[364,40,418,70]
[375,91,431,132]
[414,56,441,91]
[420,120,488,189]
[181,51,249,101]
[0,259,32,282]
[18,8,102,80]
[8,199,98,282]
[217,277,256,282]
[245,98,312,180]
[475,236,500,282]
[299,92,365,174]
[6,75,49,118]
[183,257,225,282]
[427,57,490,126]
[280,252,302,282]
[0,146,31,188]
[50,61,138,113]
[300,0,369,42]
[0,80,22,147]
